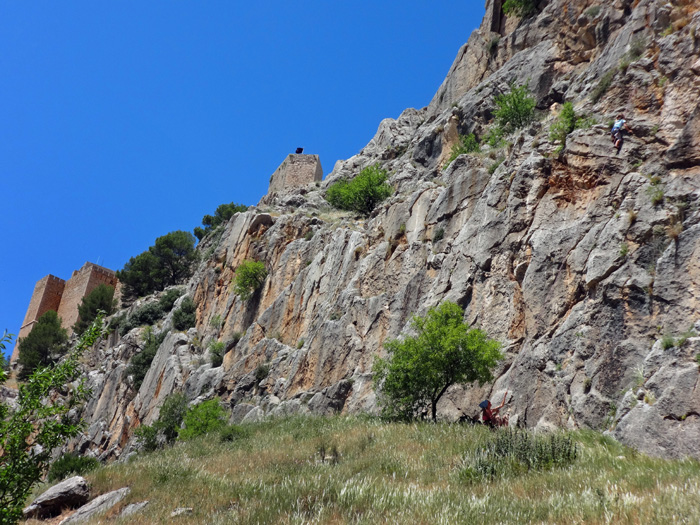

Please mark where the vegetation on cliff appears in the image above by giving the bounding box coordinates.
[73,283,116,335]
[193,202,248,241]
[117,230,196,301]
[17,310,68,380]
[326,164,392,216]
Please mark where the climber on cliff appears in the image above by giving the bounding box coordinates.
[611,113,634,152]
[479,391,509,427]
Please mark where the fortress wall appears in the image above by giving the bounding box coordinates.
[268,154,323,195]
[57,263,118,333]
[11,275,65,363]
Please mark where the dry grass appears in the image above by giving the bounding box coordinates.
[34,416,700,524]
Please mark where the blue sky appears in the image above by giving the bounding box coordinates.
[1,1,484,358]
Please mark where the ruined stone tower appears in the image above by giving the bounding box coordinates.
[267,154,323,195]
[11,262,118,364]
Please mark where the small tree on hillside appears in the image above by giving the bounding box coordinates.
[373,301,502,422]
[73,283,115,335]
[232,260,268,301]
[494,82,536,132]
[17,310,68,380]
[194,202,248,240]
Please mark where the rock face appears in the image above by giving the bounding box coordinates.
[23,476,90,519]
[69,0,700,462]
[59,487,130,524]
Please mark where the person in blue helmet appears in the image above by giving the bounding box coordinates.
[479,391,509,427]
[611,113,634,151]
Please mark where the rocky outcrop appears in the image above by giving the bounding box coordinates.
[23,476,90,519]
[68,0,700,462]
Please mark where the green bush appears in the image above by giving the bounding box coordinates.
[178,399,227,441]
[494,82,536,132]
[17,310,68,380]
[433,227,445,243]
[126,328,168,390]
[135,392,188,451]
[549,102,595,149]
[116,288,184,336]
[459,428,578,483]
[209,341,225,367]
[483,126,507,148]
[220,423,251,443]
[73,284,116,335]
[48,454,100,482]
[117,231,197,301]
[502,0,537,17]
[446,133,480,166]
[194,202,248,240]
[233,260,268,301]
[255,363,270,383]
[326,165,393,216]
[661,335,675,350]
[173,297,197,331]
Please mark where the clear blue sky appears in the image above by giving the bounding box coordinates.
[1,1,485,357]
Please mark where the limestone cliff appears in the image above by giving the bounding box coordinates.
[73,0,700,461]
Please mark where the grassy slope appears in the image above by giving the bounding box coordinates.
[30,417,700,524]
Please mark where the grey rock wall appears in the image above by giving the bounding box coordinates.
[70,0,700,462]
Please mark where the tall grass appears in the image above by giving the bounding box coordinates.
[52,417,700,524]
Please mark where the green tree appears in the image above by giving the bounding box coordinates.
[73,284,115,335]
[17,311,68,380]
[373,302,502,422]
[494,82,536,132]
[117,231,197,300]
[0,317,105,525]
[194,202,248,240]
[326,165,393,216]
[233,260,268,301]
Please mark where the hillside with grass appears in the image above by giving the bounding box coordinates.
[24,417,700,524]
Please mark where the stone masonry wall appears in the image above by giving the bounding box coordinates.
[267,154,323,196]
[57,263,118,333]
[11,263,117,365]
[11,275,65,363]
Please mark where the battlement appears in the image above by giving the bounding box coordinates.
[11,262,118,365]
[267,154,323,196]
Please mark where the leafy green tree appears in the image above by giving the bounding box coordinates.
[73,284,115,335]
[178,399,226,440]
[17,310,68,380]
[117,230,196,300]
[373,302,502,422]
[0,317,105,525]
[194,202,248,240]
[326,165,393,216]
[233,260,268,301]
[494,82,536,132]
[502,0,536,17]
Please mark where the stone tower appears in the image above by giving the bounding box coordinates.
[11,262,118,365]
[267,154,323,196]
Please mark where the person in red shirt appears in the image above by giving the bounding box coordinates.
[479,391,509,427]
